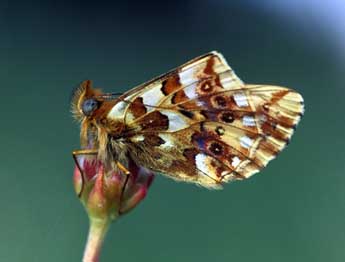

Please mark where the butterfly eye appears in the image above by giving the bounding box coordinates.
[82,98,99,116]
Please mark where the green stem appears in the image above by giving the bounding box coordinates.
[83,218,110,262]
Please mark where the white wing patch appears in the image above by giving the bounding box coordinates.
[161,110,189,131]
[179,67,197,86]
[231,156,241,167]
[108,101,127,120]
[158,134,175,148]
[184,82,198,99]
[195,153,211,175]
[240,136,253,149]
[140,84,165,111]
[233,92,249,107]
[243,115,256,126]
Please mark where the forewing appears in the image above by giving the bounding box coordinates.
[107,51,304,188]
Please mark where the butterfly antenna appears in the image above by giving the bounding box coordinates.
[96,93,124,100]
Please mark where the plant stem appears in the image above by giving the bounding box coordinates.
[83,218,110,262]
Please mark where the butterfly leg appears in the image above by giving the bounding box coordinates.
[115,161,132,210]
[72,149,98,197]
[116,161,131,176]
[72,149,98,175]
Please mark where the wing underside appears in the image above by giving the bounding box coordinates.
[105,51,304,188]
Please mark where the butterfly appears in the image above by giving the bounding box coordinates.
[71,51,304,190]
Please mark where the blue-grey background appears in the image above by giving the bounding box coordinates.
[1,1,344,261]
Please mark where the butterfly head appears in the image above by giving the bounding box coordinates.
[81,98,100,116]
[71,80,103,121]
[71,80,106,148]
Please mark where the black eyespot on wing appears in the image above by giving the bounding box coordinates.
[209,142,224,155]
[214,96,227,107]
[220,112,234,123]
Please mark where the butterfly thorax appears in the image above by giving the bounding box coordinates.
[90,113,130,164]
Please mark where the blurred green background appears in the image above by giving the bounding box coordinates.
[1,1,345,261]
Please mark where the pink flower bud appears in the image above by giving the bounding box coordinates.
[73,155,154,221]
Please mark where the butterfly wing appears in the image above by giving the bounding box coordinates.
[107,51,304,188]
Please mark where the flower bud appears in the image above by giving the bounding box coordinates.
[73,155,154,221]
